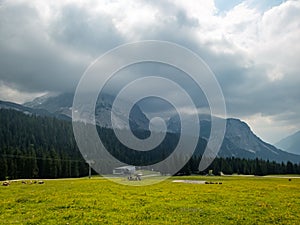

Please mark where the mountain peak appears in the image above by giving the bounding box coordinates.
[11,92,300,163]
[275,130,300,155]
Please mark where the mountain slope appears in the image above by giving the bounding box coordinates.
[276,131,300,155]
[24,92,149,130]
[167,115,300,163]
[222,119,300,162]
[0,108,88,180]
[0,100,70,120]
[24,93,300,163]
[2,108,300,180]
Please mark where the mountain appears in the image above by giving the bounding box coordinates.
[24,92,149,130]
[1,99,44,114]
[2,108,300,180]
[23,93,300,163]
[167,114,300,163]
[0,100,70,120]
[275,131,300,155]
[221,119,300,162]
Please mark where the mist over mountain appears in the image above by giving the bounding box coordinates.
[276,131,300,155]
[0,99,70,121]
[21,92,300,163]
[24,92,149,131]
[167,114,300,163]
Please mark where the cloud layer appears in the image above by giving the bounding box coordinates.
[0,0,299,143]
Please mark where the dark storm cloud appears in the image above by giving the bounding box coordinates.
[0,1,124,93]
[0,0,299,142]
[50,3,124,55]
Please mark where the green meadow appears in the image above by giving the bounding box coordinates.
[1,176,300,224]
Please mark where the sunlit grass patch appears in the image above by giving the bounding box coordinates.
[1,176,300,224]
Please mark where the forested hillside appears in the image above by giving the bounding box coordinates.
[0,109,88,180]
[1,109,300,180]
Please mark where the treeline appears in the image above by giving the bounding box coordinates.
[0,109,88,180]
[177,157,300,176]
[1,109,300,180]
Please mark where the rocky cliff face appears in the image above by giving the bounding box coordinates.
[23,93,300,163]
[24,92,149,130]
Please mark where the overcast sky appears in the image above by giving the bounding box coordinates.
[0,0,299,144]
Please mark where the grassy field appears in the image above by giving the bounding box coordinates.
[1,176,300,224]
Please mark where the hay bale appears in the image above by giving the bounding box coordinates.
[38,181,44,184]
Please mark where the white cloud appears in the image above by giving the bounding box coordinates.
[242,113,299,143]
[0,81,46,104]
[0,0,299,142]
[258,1,300,77]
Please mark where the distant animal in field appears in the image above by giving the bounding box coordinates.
[2,181,10,186]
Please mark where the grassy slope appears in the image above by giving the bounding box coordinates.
[1,176,300,224]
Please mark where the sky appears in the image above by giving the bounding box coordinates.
[0,0,299,144]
